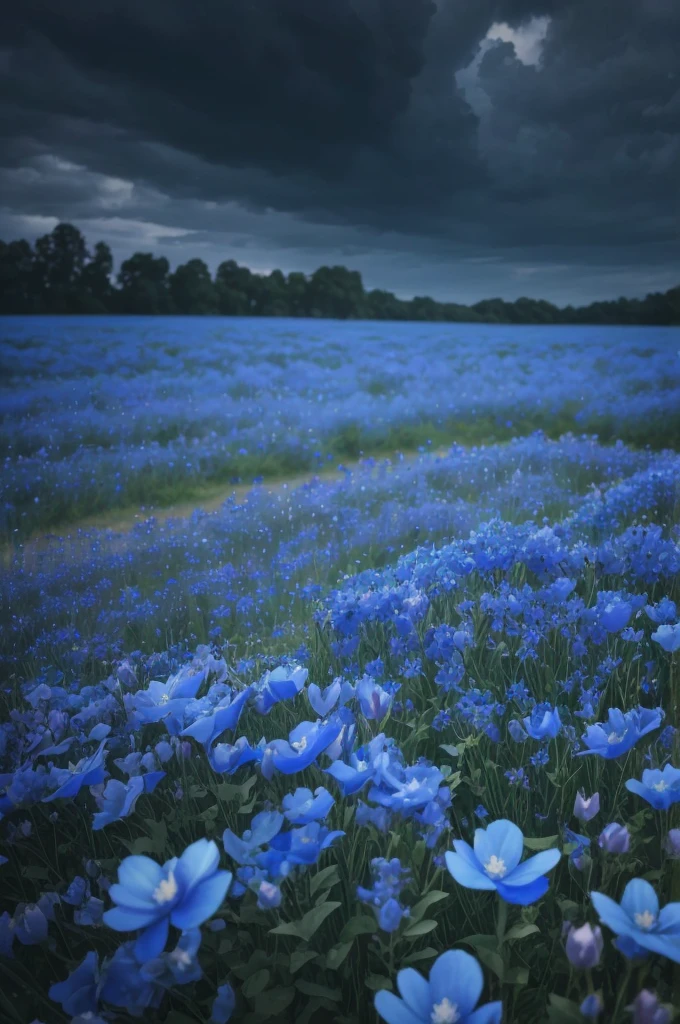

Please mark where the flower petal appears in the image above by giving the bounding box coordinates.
[620,879,659,922]
[590,892,636,937]
[495,876,549,905]
[657,902,680,936]
[503,848,561,886]
[445,850,496,891]
[474,820,524,874]
[374,990,425,1024]
[429,950,483,1017]
[103,906,161,931]
[176,838,220,891]
[170,870,231,930]
[134,915,169,962]
[395,968,431,1018]
[466,1002,504,1024]
[117,855,163,898]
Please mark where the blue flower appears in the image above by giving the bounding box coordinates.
[92,771,165,830]
[49,951,99,1018]
[600,597,633,633]
[356,675,393,721]
[211,982,236,1023]
[103,838,232,962]
[375,948,501,1024]
[223,810,284,866]
[181,686,252,750]
[307,679,342,716]
[99,940,162,1014]
[591,878,680,962]
[281,786,334,824]
[261,822,344,873]
[445,819,560,905]
[651,624,680,653]
[625,765,680,810]
[576,707,663,759]
[522,705,561,741]
[253,665,307,714]
[42,739,108,802]
[264,717,343,776]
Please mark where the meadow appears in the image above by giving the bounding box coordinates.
[1,317,680,1024]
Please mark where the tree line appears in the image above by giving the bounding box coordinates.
[1,222,678,324]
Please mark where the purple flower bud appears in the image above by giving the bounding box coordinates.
[256,881,282,910]
[508,719,528,742]
[628,990,672,1024]
[664,829,680,859]
[181,741,193,760]
[580,994,604,1019]
[574,791,600,822]
[598,822,630,854]
[565,923,604,968]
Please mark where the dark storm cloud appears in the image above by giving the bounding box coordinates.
[0,0,678,302]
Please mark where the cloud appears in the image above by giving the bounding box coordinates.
[0,0,678,302]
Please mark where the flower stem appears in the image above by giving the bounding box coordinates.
[496,898,508,984]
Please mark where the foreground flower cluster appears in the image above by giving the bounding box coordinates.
[1,425,679,1021]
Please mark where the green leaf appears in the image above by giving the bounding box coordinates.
[409,890,448,923]
[295,981,341,1001]
[547,994,586,1023]
[506,923,540,941]
[243,969,270,999]
[197,804,218,822]
[403,919,438,938]
[290,950,318,974]
[505,967,530,985]
[269,921,303,939]
[310,864,341,897]
[439,743,459,757]
[458,933,499,952]
[523,835,559,851]
[325,942,353,970]
[402,947,438,965]
[339,915,377,943]
[365,974,392,992]
[295,900,342,942]
[474,947,505,981]
[21,865,51,881]
[254,986,295,1019]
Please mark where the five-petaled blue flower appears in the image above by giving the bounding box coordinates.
[103,838,232,962]
[445,819,561,905]
[375,948,501,1024]
[625,765,680,810]
[576,707,663,759]
[591,878,680,963]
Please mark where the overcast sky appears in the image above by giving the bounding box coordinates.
[1,0,678,305]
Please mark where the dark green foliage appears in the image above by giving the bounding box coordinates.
[1,221,679,323]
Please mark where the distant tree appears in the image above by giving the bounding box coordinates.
[258,269,290,316]
[80,241,114,312]
[306,265,365,319]
[117,252,173,314]
[169,258,218,314]
[286,272,309,317]
[33,222,89,312]
[0,239,37,313]
[364,289,408,320]
[215,260,254,315]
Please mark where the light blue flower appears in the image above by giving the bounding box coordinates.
[103,838,232,962]
[264,717,343,776]
[307,679,342,717]
[522,705,561,741]
[651,623,680,653]
[223,810,284,866]
[375,948,501,1024]
[211,982,236,1023]
[48,951,99,1018]
[42,739,109,802]
[281,786,334,824]
[92,771,165,830]
[445,819,560,905]
[181,686,252,750]
[625,765,680,811]
[576,707,663,759]
[591,878,680,962]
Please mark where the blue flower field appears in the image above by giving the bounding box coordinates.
[1,317,680,1023]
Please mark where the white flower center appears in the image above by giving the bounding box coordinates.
[291,737,308,752]
[152,870,178,904]
[634,910,656,930]
[652,781,667,792]
[607,732,624,744]
[170,949,192,970]
[431,998,460,1024]
[484,855,507,878]
[355,759,368,771]
[159,694,170,705]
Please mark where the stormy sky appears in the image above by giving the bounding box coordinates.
[1,0,678,304]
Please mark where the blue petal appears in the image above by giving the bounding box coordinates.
[107,883,157,911]
[374,990,425,1024]
[429,950,482,1016]
[495,876,549,905]
[620,879,659,922]
[395,968,431,1018]
[636,931,680,964]
[466,1002,503,1024]
[474,820,523,874]
[134,916,169,962]
[590,892,636,937]
[117,855,163,898]
[103,906,161,931]
[170,870,231,930]
[503,848,560,886]
[176,838,220,891]
[657,902,680,935]
[445,849,496,891]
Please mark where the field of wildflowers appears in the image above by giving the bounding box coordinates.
[1,317,680,1024]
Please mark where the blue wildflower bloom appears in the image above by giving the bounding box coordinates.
[139,928,203,988]
[75,896,105,927]
[591,878,680,962]
[265,717,343,776]
[369,763,444,814]
[42,739,109,802]
[625,765,680,810]
[13,903,49,945]
[508,719,528,742]
[282,786,334,824]
[256,880,282,910]
[211,982,236,1023]
[375,948,501,1024]
[324,734,387,796]
[445,819,560,905]
[522,705,561,741]
[600,596,633,633]
[209,736,262,775]
[99,941,163,1014]
[103,838,232,962]
[576,706,663,759]
[356,675,393,721]
[62,876,89,906]
[646,598,678,624]
[252,665,307,714]
[223,811,284,866]
[181,686,252,749]
[651,624,680,653]
[92,772,165,830]
[307,679,342,717]
[261,822,344,872]
[48,951,99,1017]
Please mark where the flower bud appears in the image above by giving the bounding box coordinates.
[664,828,680,859]
[580,994,604,1019]
[574,791,600,822]
[565,923,604,969]
[628,990,671,1024]
[598,822,630,854]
